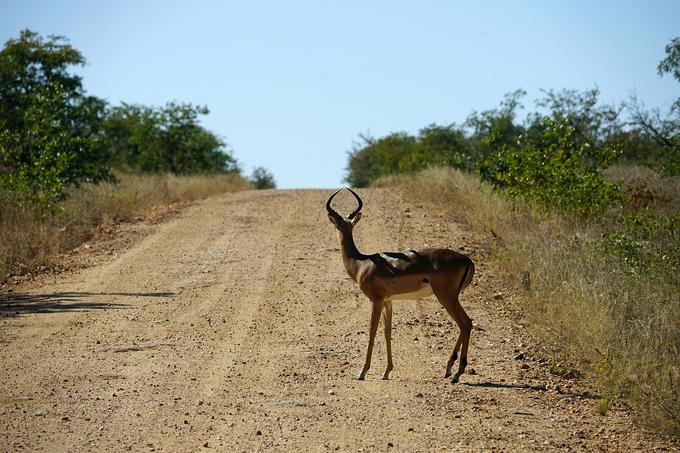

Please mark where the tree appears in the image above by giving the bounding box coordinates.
[480,117,621,218]
[402,124,471,172]
[658,37,680,84]
[464,89,526,167]
[528,87,622,151]
[623,37,680,175]
[102,102,239,174]
[345,132,416,187]
[249,167,276,189]
[0,30,85,130]
[656,36,680,125]
[0,30,111,211]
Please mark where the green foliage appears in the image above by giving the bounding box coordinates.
[345,132,416,187]
[602,209,680,278]
[401,125,473,172]
[249,166,276,189]
[528,87,622,149]
[625,94,680,176]
[464,89,526,166]
[0,30,85,130]
[345,126,472,188]
[0,29,245,216]
[658,37,680,84]
[479,118,621,217]
[346,87,635,217]
[609,129,670,170]
[103,102,239,175]
[620,36,680,175]
[0,31,111,212]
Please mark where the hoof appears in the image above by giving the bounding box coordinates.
[356,374,365,381]
[444,371,452,378]
[450,375,460,384]
[381,374,390,380]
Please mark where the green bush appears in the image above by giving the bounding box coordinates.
[0,30,246,215]
[249,166,276,189]
[103,102,240,175]
[479,118,622,217]
[602,209,680,279]
[0,30,111,213]
[345,125,472,187]
[345,132,416,187]
[0,84,110,213]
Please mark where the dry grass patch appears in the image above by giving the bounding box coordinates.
[1,173,251,280]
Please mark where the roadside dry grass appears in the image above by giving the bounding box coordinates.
[376,166,680,438]
[0,173,251,281]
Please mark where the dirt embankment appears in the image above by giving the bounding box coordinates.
[1,189,675,451]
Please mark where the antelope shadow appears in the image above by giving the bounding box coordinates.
[463,380,599,399]
[0,291,174,317]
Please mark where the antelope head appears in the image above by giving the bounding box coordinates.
[326,188,363,233]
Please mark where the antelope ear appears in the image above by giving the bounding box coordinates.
[349,212,362,225]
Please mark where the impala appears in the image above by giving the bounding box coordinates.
[326,188,475,384]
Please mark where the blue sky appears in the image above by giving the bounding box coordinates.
[2,1,679,188]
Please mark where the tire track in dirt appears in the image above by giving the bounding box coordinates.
[1,189,675,452]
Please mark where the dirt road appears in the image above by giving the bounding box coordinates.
[0,189,674,451]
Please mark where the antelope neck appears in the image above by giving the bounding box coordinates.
[339,229,366,277]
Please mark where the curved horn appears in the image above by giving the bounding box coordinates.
[346,188,363,219]
[326,189,343,217]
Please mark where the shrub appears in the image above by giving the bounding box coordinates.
[103,102,240,175]
[345,125,472,187]
[0,31,111,213]
[480,118,622,218]
[249,166,276,189]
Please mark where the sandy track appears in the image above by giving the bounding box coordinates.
[0,189,674,452]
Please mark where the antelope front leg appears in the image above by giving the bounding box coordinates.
[357,298,383,380]
[381,300,393,380]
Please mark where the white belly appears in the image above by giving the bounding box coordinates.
[387,285,433,301]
